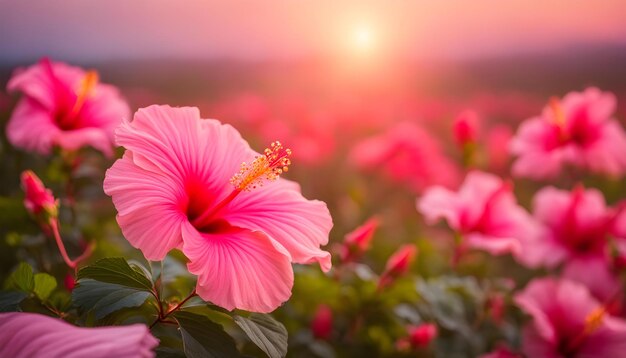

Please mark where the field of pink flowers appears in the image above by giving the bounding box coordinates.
[1,57,626,358]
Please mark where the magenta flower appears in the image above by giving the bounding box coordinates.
[0,312,158,358]
[517,185,622,303]
[417,171,535,257]
[350,122,460,193]
[6,58,130,156]
[104,105,332,312]
[514,278,626,357]
[510,87,626,179]
[407,323,438,348]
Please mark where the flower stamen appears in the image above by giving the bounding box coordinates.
[230,141,292,191]
[71,70,99,116]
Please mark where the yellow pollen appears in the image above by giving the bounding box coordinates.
[230,141,292,191]
[584,306,606,334]
[71,70,99,116]
[549,97,566,127]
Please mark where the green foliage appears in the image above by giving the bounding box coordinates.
[6,262,34,292]
[234,313,288,358]
[0,291,28,312]
[72,279,151,319]
[77,257,153,291]
[174,311,242,358]
[33,273,57,302]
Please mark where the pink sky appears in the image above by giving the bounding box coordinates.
[1,0,626,62]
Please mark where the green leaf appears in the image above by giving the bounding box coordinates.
[174,311,242,358]
[234,313,288,358]
[0,291,28,312]
[77,258,153,291]
[72,279,151,319]
[33,273,57,302]
[8,262,34,292]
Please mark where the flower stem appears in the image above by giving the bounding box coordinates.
[150,289,197,329]
[48,219,93,270]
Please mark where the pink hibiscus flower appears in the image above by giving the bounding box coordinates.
[514,278,626,358]
[6,58,130,156]
[0,312,158,358]
[517,185,623,304]
[350,122,460,193]
[104,105,332,312]
[417,171,535,257]
[510,87,626,179]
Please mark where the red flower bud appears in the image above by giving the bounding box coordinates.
[408,323,438,348]
[311,304,333,340]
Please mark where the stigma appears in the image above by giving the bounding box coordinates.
[230,141,292,191]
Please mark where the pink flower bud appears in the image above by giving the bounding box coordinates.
[340,217,380,263]
[379,244,417,289]
[408,323,438,348]
[311,304,333,340]
[20,170,57,219]
[453,110,479,147]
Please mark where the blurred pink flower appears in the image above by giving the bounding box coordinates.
[0,312,158,358]
[407,323,438,348]
[6,58,130,157]
[20,170,57,218]
[104,105,332,312]
[339,216,379,263]
[350,122,460,193]
[486,124,513,173]
[514,278,626,357]
[510,87,626,179]
[417,171,535,257]
[311,304,333,340]
[517,185,624,304]
[378,244,417,289]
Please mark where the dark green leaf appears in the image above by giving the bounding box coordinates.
[234,313,288,358]
[72,279,151,319]
[77,258,153,291]
[8,262,34,292]
[174,311,242,358]
[33,273,57,302]
[155,347,187,358]
[0,291,28,312]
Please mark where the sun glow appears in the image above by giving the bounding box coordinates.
[352,25,375,54]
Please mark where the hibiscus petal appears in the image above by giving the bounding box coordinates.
[6,98,60,154]
[417,186,460,229]
[181,222,294,313]
[104,153,187,260]
[0,312,158,358]
[222,179,333,272]
[115,105,252,190]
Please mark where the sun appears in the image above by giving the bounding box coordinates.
[352,25,375,54]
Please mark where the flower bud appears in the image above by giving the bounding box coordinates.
[340,217,379,263]
[311,304,333,340]
[20,170,58,220]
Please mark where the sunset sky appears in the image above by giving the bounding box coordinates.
[1,0,626,63]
